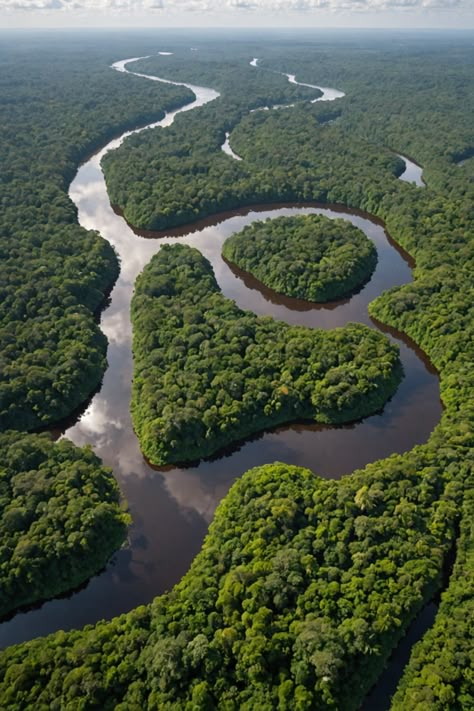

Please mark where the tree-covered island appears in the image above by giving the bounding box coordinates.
[222,214,377,302]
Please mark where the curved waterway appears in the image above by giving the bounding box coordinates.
[222,60,344,159]
[222,131,242,160]
[250,57,345,102]
[397,153,425,187]
[0,57,441,649]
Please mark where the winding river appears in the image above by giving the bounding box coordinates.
[222,59,344,159]
[0,54,441,698]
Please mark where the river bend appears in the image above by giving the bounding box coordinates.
[0,55,441,650]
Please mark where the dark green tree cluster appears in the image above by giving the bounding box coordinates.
[101,54,343,230]
[0,228,118,431]
[0,420,470,708]
[259,40,474,197]
[135,49,321,106]
[0,604,151,709]
[222,214,377,302]
[131,244,400,465]
[103,95,399,231]
[0,37,193,430]
[103,40,473,237]
[391,486,474,710]
[0,431,130,619]
[143,430,471,710]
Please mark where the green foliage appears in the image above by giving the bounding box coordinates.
[103,93,399,231]
[0,38,193,430]
[0,605,151,710]
[0,34,473,711]
[391,486,474,711]
[263,42,474,198]
[131,244,400,465]
[222,214,377,302]
[101,53,338,231]
[0,427,470,708]
[0,431,130,618]
[141,439,469,710]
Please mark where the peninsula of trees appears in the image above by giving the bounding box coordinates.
[0,431,468,708]
[130,244,400,466]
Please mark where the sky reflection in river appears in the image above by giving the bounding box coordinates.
[0,56,441,649]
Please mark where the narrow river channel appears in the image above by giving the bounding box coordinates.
[0,54,441,692]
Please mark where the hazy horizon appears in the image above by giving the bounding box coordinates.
[1,0,473,31]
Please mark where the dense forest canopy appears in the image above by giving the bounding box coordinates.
[0,31,472,711]
[131,243,400,465]
[103,40,473,231]
[102,53,400,231]
[391,486,474,710]
[222,214,377,302]
[0,432,470,708]
[0,36,193,431]
[0,431,129,619]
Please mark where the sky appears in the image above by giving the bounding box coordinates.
[1,0,473,29]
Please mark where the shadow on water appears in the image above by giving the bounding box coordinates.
[113,198,415,270]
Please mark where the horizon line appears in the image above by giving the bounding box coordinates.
[1,25,474,31]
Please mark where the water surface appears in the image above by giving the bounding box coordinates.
[397,153,425,187]
[0,56,441,649]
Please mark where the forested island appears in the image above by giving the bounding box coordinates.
[222,215,377,302]
[0,31,472,711]
[131,243,399,465]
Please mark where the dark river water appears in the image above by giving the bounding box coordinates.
[0,57,441,704]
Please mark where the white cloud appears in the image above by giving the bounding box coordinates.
[0,0,471,9]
